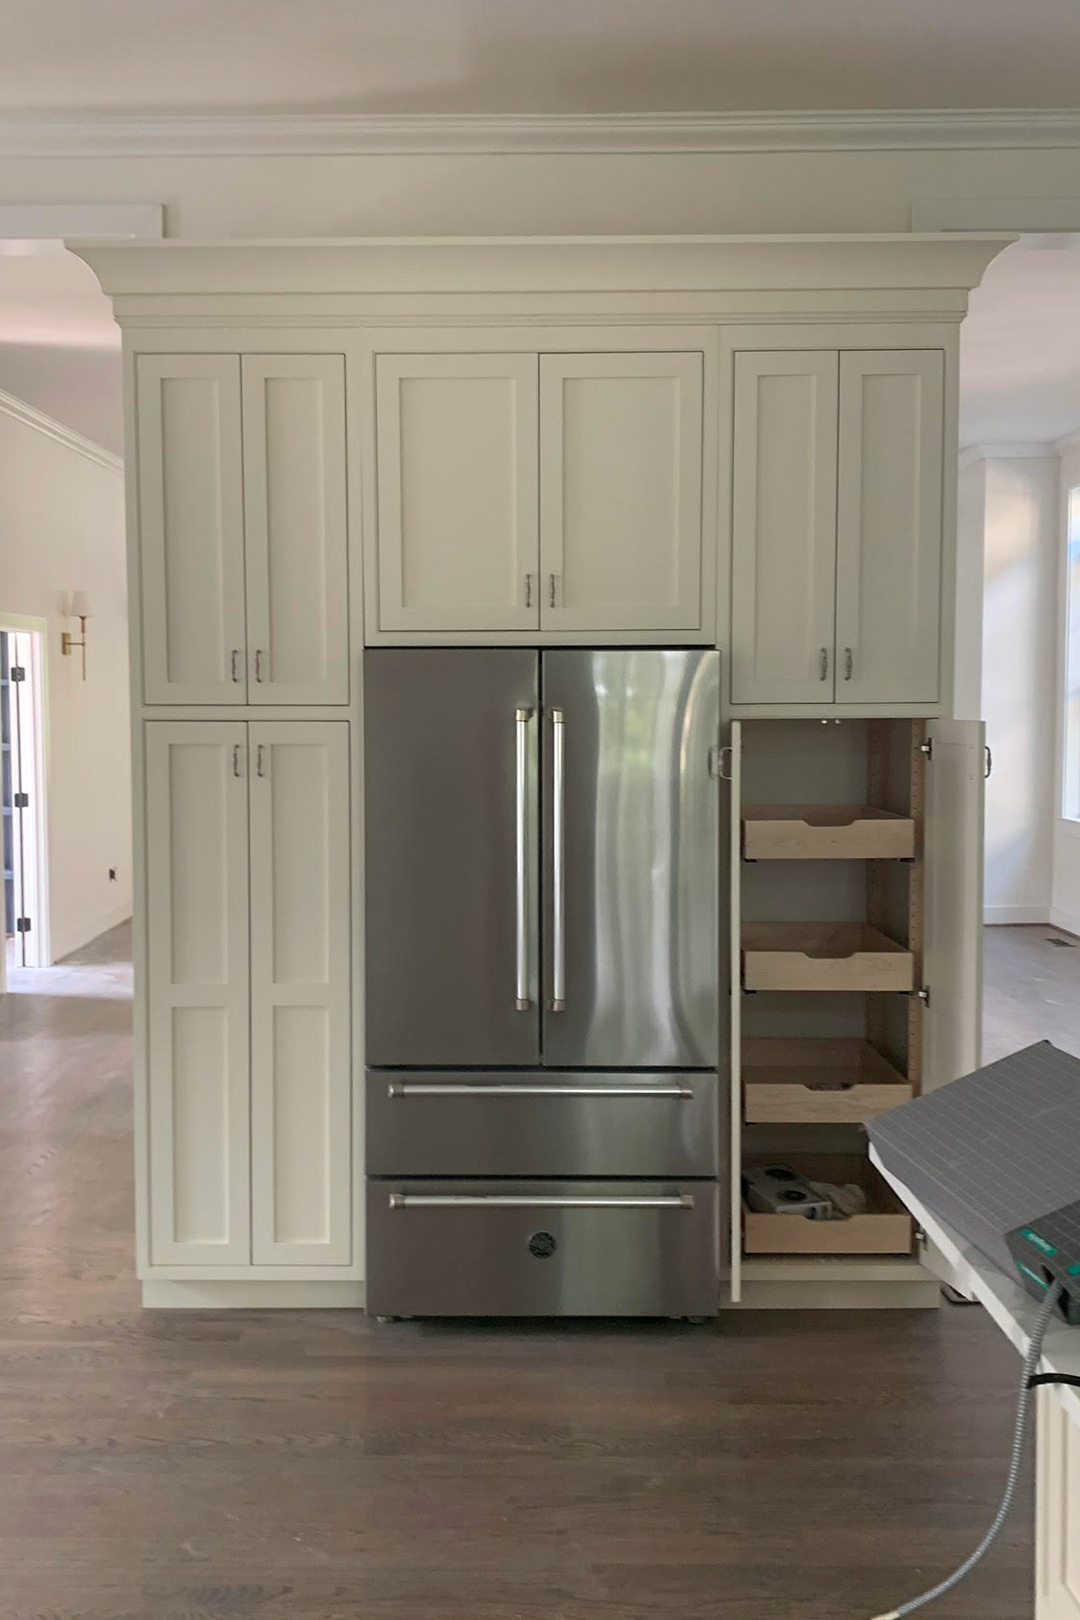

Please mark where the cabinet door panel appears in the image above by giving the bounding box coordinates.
[730,353,838,704]
[836,351,944,705]
[243,356,349,704]
[1038,1390,1080,1620]
[249,723,352,1266]
[375,354,539,631]
[146,723,250,1264]
[540,352,703,632]
[922,719,985,1092]
[137,356,246,704]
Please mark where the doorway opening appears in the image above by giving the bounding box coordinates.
[0,618,48,978]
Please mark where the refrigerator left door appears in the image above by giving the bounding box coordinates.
[364,649,541,1067]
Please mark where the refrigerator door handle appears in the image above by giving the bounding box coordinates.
[388,1193,695,1210]
[386,1081,695,1098]
[514,705,533,1010]
[550,705,566,1011]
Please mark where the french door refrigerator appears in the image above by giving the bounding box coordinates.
[364,648,722,1317]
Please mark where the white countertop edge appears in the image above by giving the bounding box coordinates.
[869,1145,1080,1428]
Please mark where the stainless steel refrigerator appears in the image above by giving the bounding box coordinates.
[364,648,723,1317]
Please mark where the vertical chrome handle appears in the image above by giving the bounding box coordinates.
[254,648,264,683]
[819,647,829,681]
[844,647,853,681]
[230,648,241,683]
[550,705,566,1012]
[514,706,531,1010]
[232,743,242,779]
[256,744,266,779]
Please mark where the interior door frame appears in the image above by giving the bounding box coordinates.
[0,614,51,976]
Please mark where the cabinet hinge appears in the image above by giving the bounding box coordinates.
[15,916,31,934]
[919,739,933,760]
[909,985,930,1007]
[13,791,28,809]
[10,665,25,683]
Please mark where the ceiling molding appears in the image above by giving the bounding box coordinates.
[1053,425,1080,456]
[0,387,122,474]
[959,441,1059,465]
[0,202,162,240]
[2,108,1080,158]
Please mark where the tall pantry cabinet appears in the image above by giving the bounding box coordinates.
[132,347,361,1300]
[74,233,1007,1310]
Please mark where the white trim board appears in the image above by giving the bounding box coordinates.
[984,905,1052,924]
[0,388,122,475]
[912,196,1080,232]
[959,443,1058,466]
[3,110,1080,158]
[0,203,162,240]
[142,1280,366,1309]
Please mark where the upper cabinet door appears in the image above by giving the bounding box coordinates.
[375,353,540,632]
[145,722,251,1265]
[730,352,839,705]
[242,356,349,705]
[835,350,945,705]
[137,356,246,705]
[248,723,352,1266]
[539,352,704,633]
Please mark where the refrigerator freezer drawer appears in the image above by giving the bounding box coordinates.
[366,1179,720,1317]
[366,1069,721,1178]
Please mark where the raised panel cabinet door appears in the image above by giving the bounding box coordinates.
[730,352,839,704]
[836,350,945,705]
[137,356,246,704]
[242,356,349,704]
[1037,1391,1080,1620]
[922,719,985,1092]
[539,352,703,632]
[249,723,352,1266]
[145,722,251,1265]
[375,353,540,632]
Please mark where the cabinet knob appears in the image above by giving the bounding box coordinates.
[818,647,828,681]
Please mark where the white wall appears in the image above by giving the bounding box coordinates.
[979,454,1059,924]
[0,397,131,959]
[1053,439,1080,935]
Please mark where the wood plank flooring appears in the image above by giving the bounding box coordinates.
[0,921,1074,1619]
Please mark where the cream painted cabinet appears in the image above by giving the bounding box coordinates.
[836,351,944,706]
[1038,1392,1080,1620]
[249,723,352,1265]
[731,352,839,704]
[730,348,945,709]
[138,357,246,705]
[373,347,706,636]
[242,357,349,705]
[137,354,349,704]
[145,723,251,1264]
[539,352,703,632]
[374,353,540,633]
[145,720,352,1274]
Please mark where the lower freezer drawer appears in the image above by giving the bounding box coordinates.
[366,1070,720,1177]
[366,1179,720,1317]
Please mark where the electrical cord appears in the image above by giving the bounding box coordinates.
[869,1279,1064,1620]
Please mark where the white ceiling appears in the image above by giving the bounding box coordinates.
[5,0,1080,114]
[960,241,1080,447]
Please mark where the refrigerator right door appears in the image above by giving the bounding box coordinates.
[541,649,721,1069]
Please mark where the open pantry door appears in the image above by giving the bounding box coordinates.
[922,718,986,1094]
[725,720,742,1303]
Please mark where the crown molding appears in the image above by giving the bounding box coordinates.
[0,387,122,474]
[959,441,1059,466]
[2,108,1080,158]
[1053,425,1080,456]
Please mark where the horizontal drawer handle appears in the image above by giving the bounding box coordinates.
[386,1082,693,1099]
[387,1193,695,1210]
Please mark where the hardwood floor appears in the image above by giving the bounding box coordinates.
[0,922,1072,1619]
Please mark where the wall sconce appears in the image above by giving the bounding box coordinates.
[61,591,92,680]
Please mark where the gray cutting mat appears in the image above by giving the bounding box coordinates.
[867,1041,1080,1277]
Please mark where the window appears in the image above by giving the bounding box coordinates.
[1063,485,1080,821]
